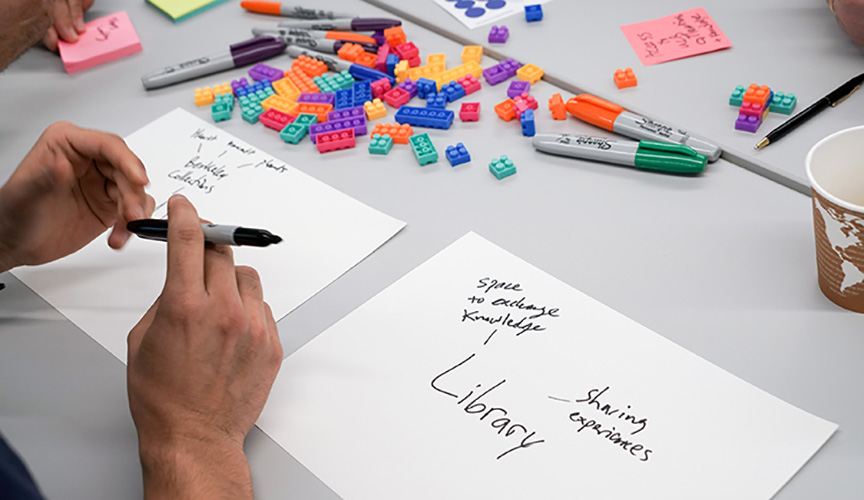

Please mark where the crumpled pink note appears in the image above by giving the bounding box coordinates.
[58,11,142,74]
[620,8,732,65]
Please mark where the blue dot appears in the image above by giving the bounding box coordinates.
[455,0,474,8]
[465,7,485,17]
[486,0,506,8]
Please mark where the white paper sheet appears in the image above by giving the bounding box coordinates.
[258,232,837,500]
[431,0,552,30]
[13,108,405,363]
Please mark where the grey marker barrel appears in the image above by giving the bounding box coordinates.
[613,112,721,161]
[141,51,235,90]
[532,134,639,166]
[251,28,339,52]
[277,5,353,19]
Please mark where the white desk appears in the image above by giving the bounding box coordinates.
[0,1,862,499]
[365,0,864,194]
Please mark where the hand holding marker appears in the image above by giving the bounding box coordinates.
[128,220,282,247]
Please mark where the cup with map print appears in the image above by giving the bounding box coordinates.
[806,125,864,312]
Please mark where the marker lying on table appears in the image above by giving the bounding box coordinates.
[532,134,707,174]
[278,17,400,31]
[251,27,378,52]
[565,94,721,162]
[141,36,286,90]
[286,46,395,86]
[128,220,282,247]
[241,1,353,19]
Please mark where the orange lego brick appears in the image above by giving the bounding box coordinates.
[337,43,365,62]
[354,51,378,68]
[371,122,413,144]
[292,55,328,78]
[743,84,771,107]
[296,102,333,122]
[261,95,298,115]
[517,63,544,84]
[194,87,214,107]
[272,77,301,101]
[495,98,517,121]
[461,45,483,64]
[213,82,232,95]
[614,67,637,89]
[548,93,566,120]
[384,26,406,47]
[284,69,319,94]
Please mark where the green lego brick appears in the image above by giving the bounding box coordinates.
[241,105,263,124]
[769,91,797,115]
[409,132,438,165]
[280,123,309,144]
[214,93,234,110]
[295,113,319,127]
[729,85,745,107]
[368,133,393,155]
[211,102,232,122]
[489,155,516,180]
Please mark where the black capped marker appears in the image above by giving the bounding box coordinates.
[127,219,282,247]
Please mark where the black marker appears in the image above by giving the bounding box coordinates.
[127,219,282,247]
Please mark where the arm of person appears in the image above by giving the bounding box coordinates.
[127,195,283,500]
[830,0,864,45]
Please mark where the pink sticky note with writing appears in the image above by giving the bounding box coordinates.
[58,11,142,74]
[620,8,731,66]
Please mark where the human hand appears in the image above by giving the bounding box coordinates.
[42,0,95,52]
[127,195,283,499]
[830,0,864,45]
[0,122,153,273]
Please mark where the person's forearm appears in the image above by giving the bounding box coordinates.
[139,439,253,500]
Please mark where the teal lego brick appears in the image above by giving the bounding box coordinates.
[489,155,516,180]
[729,85,745,106]
[368,133,394,155]
[769,91,797,114]
[409,132,438,165]
[280,123,309,144]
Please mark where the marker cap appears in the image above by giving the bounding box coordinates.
[634,141,706,174]
[564,94,624,131]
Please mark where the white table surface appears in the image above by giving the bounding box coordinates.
[0,1,862,499]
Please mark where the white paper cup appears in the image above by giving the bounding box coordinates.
[806,125,864,312]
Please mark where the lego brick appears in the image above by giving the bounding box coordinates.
[313,71,354,93]
[280,122,308,144]
[338,43,365,62]
[500,58,522,78]
[261,95,298,115]
[195,87,215,107]
[371,78,392,99]
[295,113,318,128]
[489,155,516,180]
[292,55,328,78]
[483,64,510,86]
[383,26,406,47]
[495,99,517,121]
[735,112,762,133]
[354,51,378,69]
[395,106,454,130]
[213,82,231,96]
[441,81,466,102]
[398,79,419,98]
[249,63,283,82]
[231,77,250,96]
[445,142,471,166]
[525,4,543,22]
[408,64,444,82]
[427,53,446,68]
[435,61,483,90]
[739,101,768,120]
[309,114,367,143]
[368,133,394,155]
[520,109,536,137]
[364,98,388,120]
[393,42,419,61]
[614,67,637,89]
[214,93,234,110]
[417,78,438,99]
[375,43,391,72]
[489,25,509,43]
[234,80,273,98]
[409,132,438,166]
[517,63,544,84]
[353,80,373,107]
[259,108,296,131]
[298,92,336,106]
[513,92,539,116]
[770,91,797,114]
[394,60,409,83]
[462,45,483,64]
[425,94,448,109]
[272,78,301,101]
[386,54,400,77]
[211,96,233,122]
[241,106,263,124]
[743,84,771,107]
[334,88,354,109]
[507,80,530,99]
[407,55,422,68]
[729,84,746,106]
[371,122,414,144]
[549,93,566,120]
[316,128,356,153]
[459,102,480,122]
[458,74,481,95]
[284,69,319,93]
[296,102,333,122]
[327,105,365,122]
[383,86,412,108]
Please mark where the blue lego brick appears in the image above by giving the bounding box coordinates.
[489,155,516,179]
[386,54,399,77]
[394,106,455,130]
[441,81,466,102]
[426,94,448,109]
[525,4,543,22]
[409,133,438,166]
[769,91,797,115]
[520,109,536,137]
[368,133,394,155]
[280,123,309,144]
[353,80,372,106]
[416,78,438,99]
[235,80,272,98]
[445,142,471,167]
[334,88,354,109]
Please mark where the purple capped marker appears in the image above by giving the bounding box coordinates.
[275,17,401,31]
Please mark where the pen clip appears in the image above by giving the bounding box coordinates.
[831,83,860,107]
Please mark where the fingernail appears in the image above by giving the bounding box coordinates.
[168,194,187,208]
[74,18,86,32]
[65,29,79,42]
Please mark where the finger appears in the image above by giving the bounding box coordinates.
[263,302,284,361]
[204,244,241,298]
[127,295,161,359]
[165,195,205,293]
[68,0,86,33]
[108,194,155,250]
[235,266,267,336]
[53,1,79,42]
[43,26,59,52]
[60,124,149,186]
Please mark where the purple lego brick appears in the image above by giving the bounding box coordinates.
[309,115,367,143]
[231,77,250,96]
[489,25,509,43]
[372,30,387,45]
[298,92,336,105]
[327,105,365,122]
[398,79,418,98]
[507,80,530,99]
[500,58,522,78]
[482,65,509,85]
[248,63,283,82]
[734,113,761,133]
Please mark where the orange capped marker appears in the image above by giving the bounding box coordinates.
[241,2,353,20]
[565,94,721,161]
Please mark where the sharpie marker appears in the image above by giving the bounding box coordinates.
[278,17,400,31]
[241,1,353,19]
[141,37,286,90]
[532,134,707,174]
[251,27,378,52]
[565,94,721,162]
[128,220,282,247]
[286,46,394,86]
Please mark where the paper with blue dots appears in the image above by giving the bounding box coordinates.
[431,0,552,30]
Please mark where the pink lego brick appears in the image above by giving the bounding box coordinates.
[459,102,480,122]
[259,108,296,131]
[316,128,356,153]
[371,78,392,99]
[374,43,391,72]
[383,86,411,108]
[458,74,482,95]
[393,42,419,61]
[513,92,539,117]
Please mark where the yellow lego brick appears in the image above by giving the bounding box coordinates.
[433,61,484,89]
[462,61,482,78]
[272,78,301,101]
[408,64,444,82]
[194,87,214,107]
[261,95,298,115]
[213,82,231,95]
[461,45,483,64]
[363,98,387,121]
[426,53,446,68]
[395,60,409,83]
[517,64,544,84]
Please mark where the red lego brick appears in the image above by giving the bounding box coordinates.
[259,108,296,131]
[548,93,566,120]
[460,102,480,122]
[316,128,356,153]
[382,87,411,108]
[394,42,419,61]
[374,43,391,72]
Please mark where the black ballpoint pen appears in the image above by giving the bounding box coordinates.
[127,220,282,247]
[755,72,864,150]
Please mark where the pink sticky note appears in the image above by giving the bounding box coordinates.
[58,11,142,74]
[620,8,732,66]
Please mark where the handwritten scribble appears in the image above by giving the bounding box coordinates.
[621,8,731,65]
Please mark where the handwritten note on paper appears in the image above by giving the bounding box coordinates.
[257,232,836,500]
[57,11,142,73]
[620,8,732,66]
[12,108,405,363]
